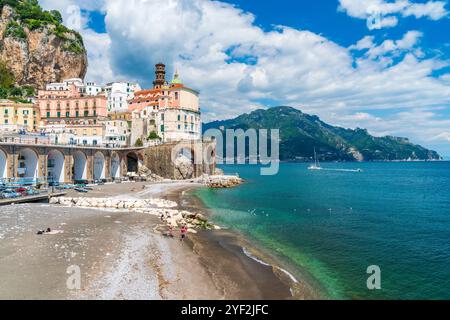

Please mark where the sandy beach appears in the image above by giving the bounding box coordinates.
[0,181,317,300]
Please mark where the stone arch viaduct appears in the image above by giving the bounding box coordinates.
[0,140,216,184]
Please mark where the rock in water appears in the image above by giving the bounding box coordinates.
[0,3,87,89]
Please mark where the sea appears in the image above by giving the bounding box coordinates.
[194,162,450,299]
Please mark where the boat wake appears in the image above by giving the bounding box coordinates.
[320,168,363,173]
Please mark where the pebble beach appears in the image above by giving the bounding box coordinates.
[0,180,310,300]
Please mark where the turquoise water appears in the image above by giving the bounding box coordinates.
[195,162,450,299]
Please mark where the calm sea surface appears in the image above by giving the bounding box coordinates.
[195,162,450,299]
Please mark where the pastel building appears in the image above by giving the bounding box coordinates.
[37,82,108,126]
[128,63,201,144]
[0,99,41,132]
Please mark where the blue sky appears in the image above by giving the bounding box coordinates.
[40,0,450,156]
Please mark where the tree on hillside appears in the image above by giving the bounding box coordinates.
[0,60,15,88]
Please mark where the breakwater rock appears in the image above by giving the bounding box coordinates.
[203,175,244,188]
[50,196,219,232]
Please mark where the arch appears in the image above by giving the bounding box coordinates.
[18,148,39,180]
[126,152,142,173]
[47,149,65,183]
[177,147,195,163]
[93,152,106,181]
[111,153,121,179]
[0,148,7,180]
[73,150,87,182]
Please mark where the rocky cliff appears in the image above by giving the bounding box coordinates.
[0,1,87,89]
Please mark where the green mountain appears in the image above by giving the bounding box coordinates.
[203,106,442,162]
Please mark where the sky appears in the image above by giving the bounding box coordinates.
[38,0,450,157]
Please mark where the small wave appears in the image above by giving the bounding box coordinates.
[276,267,299,284]
[242,247,299,284]
[242,247,270,266]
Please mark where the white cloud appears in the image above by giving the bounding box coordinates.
[432,132,450,142]
[338,0,448,29]
[351,30,424,65]
[39,0,450,155]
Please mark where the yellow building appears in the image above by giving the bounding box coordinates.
[0,99,41,132]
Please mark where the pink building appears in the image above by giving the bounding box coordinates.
[37,83,108,125]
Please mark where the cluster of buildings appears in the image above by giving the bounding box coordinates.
[0,63,202,148]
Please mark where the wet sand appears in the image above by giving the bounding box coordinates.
[0,181,315,300]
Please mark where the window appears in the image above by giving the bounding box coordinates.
[4,119,8,124]
[23,110,29,115]
[177,115,181,121]
[178,124,181,130]
[76,111,79,117]
[57,112,61,118]
[84,111,89,117]
[160,125,164,132]
[175,92,179,100]
[24,120,28,125]
[4,109,8,115]
[161,114,164,121]
[93,140,97,145]
[47,112,51,118]
[66,112,70,117]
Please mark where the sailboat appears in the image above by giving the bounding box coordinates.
[308,148,322,170]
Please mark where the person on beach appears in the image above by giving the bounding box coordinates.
[180,225,188,242]
[36,227,52,235]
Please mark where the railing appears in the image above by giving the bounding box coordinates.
[0,136,140,149]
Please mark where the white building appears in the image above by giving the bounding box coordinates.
[84,82,104,96]
[105,82,141,113]
[46,79,104,96]
[102,119,130,147]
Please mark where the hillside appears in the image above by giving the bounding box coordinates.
[203,106,442,162]
[0,0,87,94]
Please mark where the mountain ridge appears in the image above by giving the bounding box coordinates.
[203,106,442,162]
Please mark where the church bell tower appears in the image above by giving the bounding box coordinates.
[153,63,166,89]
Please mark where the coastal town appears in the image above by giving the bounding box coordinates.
[1,63,201,149]
[0,63,216,189]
